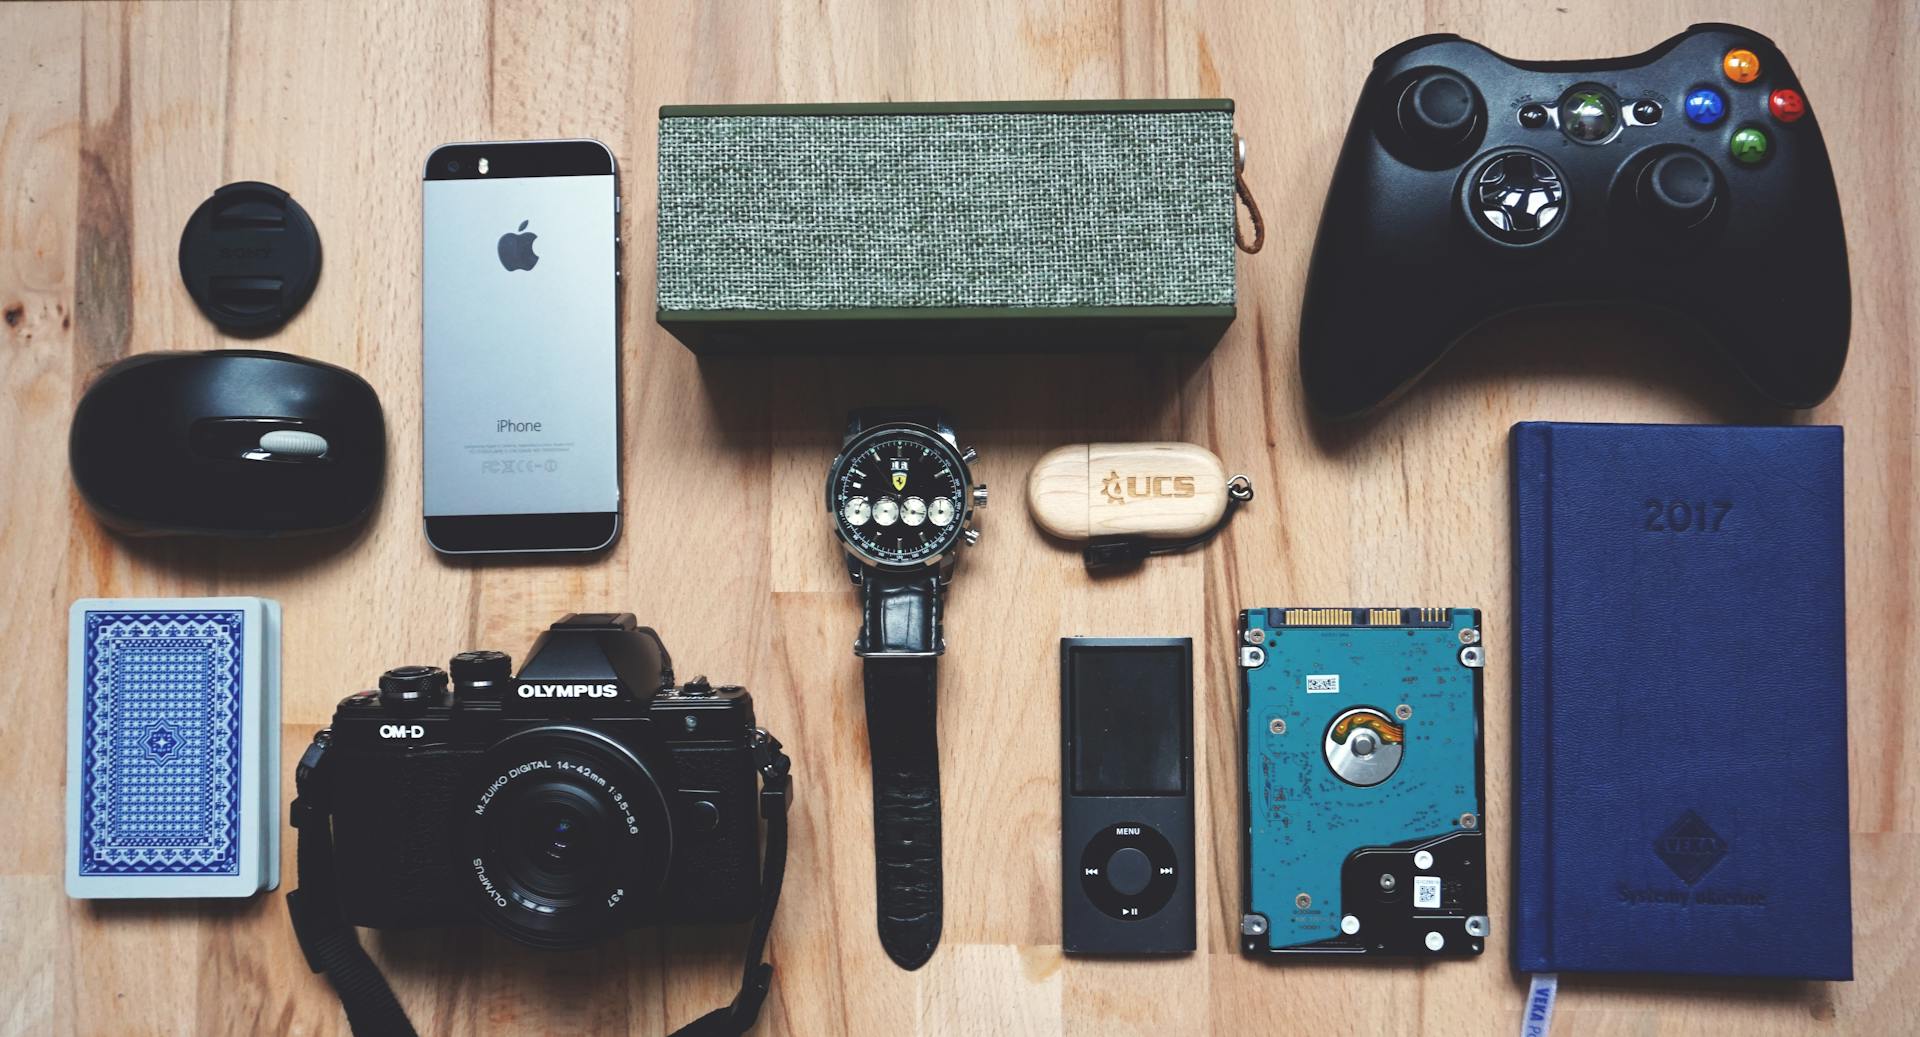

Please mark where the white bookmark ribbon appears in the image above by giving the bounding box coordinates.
[1519,973,1559,1037]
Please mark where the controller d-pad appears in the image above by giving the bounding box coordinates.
[1465,151,1567,245]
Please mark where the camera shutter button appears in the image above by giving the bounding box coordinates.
[379,665,447,715]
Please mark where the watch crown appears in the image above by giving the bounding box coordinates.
[972,485,988,509]
[961,446,978,464]
[963,527,982,546]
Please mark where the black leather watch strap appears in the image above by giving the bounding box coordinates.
[862,653,943,970]
[857,570,943,656]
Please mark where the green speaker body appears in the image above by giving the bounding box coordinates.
[656,100,1239,354]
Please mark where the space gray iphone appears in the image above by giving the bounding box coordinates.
[422,139,620,553]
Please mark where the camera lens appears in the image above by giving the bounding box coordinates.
[543,817,576,862]
[446,159,461,173]
[460,726,673,948]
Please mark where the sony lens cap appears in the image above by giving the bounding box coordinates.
[178,181,321,334]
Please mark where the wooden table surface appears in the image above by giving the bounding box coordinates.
[3,2,1914,1034]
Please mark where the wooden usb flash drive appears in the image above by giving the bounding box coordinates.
[1027,442,1233,540]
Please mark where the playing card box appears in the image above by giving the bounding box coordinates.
[66,598,281,898]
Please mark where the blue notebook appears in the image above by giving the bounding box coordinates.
[1510,422,1852,980]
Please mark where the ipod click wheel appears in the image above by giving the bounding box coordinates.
[1238,608,1489,957]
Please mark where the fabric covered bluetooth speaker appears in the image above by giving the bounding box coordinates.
[656,100,1251,354]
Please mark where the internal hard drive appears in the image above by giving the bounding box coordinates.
[1238,607,1489,957]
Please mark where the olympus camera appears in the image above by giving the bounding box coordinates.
[307,614,774,947]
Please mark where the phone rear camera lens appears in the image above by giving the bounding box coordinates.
[446,159,461,173]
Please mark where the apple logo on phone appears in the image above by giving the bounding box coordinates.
[497,220,539,272]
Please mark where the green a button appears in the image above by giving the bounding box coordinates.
[1730,127,1770,165]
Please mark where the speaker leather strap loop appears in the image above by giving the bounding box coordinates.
[1235,168,1266,254]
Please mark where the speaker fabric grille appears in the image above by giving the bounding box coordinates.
[658,109,1237,312]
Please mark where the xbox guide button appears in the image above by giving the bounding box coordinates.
[1558,85,1619,143]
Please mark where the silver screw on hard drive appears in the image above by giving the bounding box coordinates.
[1379,873,1398,892]
[1294,892,1312,910]
[1269,717,1287,735]
[1459,627,1480,645]
[1394,703,1413,721]
[1459,812,1479,829]
[1242,914,1269,936]
[1243,626,1265,645]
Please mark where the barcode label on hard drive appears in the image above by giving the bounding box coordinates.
[1414,876,1442,909]
[1306,674,1340,694]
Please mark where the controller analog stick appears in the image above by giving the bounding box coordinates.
[1398,71,1481,150]
[1639,151,1719,229]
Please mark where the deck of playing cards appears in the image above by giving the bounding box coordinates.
[66,598,281,898]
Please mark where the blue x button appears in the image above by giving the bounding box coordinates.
[1684,88,1726,126]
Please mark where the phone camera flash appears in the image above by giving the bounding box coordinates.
[477,157,490,175]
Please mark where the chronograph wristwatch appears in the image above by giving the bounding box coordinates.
[827,408,985,970]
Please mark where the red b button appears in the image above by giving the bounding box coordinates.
[1769,88,1807,123]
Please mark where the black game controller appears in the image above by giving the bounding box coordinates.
[1299,24,1849,419]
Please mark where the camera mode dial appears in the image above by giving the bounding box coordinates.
[451,650,513,702]
[379,664,448,715]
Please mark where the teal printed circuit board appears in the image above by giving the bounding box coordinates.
[1238,607,1489,957]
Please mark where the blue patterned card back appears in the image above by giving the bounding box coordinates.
[77,610,244,877]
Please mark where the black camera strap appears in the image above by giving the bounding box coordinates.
[287,729,794,1037]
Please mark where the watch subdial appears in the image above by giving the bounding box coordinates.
[902,496,927,526]
[873,498,901,527]
[928,496,955,527]
[842,496,871,527]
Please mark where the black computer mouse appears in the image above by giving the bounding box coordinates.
[70,349,385,536]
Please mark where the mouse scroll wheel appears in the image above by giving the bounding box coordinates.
[256,429,328,459]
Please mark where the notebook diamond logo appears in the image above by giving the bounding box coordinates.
[1653,810,1728,885]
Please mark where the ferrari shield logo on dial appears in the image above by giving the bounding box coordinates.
[891,472,908,492]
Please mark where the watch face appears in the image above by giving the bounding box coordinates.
[831,426,969,567]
